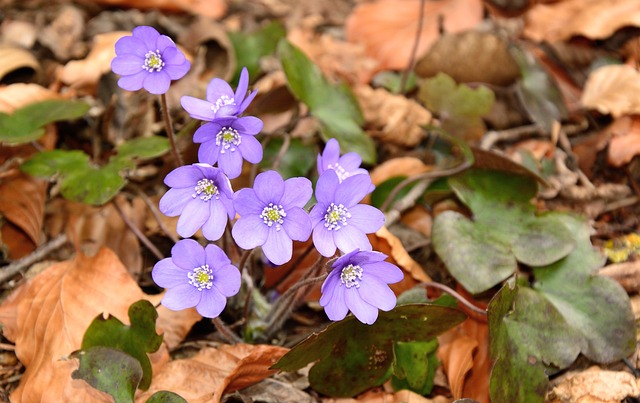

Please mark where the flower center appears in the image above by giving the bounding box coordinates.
[340,264,363,288]
[192,178,219,201]
[188,264,213,291]
[260,203,286,231]
[211,95,235,113]
[327,163,349,181]
[143,50,164,72]
[324,203,351,230]
[216,127,241,154]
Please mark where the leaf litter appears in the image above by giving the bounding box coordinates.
[1,0,640,402]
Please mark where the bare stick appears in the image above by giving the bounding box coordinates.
[112,199,164,261]
[212,317,242,344]
[421,282,487,316]
[0,234,68,285]
[160,93,184,167]
[133,186,178,243]
[400,0,425,94]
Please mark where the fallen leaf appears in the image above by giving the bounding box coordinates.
[346,0,484,71]
[354,84,432,147]
[400,205,433,237]
[0,44,40,83]
[135,344,288,402]
[599,260,640,293]
[0,83,61,114]
[548,366,640,403]
[369,157,432,188]
[524,0,640,42]
[0,248,170,402]
[603,115,640,167]
[323,388,452,402]
[581,64,640,118]
[90,0,227,20]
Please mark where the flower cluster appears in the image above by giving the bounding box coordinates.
[111,26,404,324]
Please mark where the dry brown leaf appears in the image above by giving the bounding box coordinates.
[0,83,61,113]
[59,31,128,93]
[548,366,640,403]
[263,239,323,301]
[400,205,433,237]
[605,115,640,167]
[599,260,640,293]
[136,344,288,402]
[288,27,379,84]
[0,44,40,82]
[346,0,483,72]
[0,247,170,402]
[355,85,432,147]
[437,335,477,399]
[0,173,46,257]
[91,0,227,19]
[581,64,640,118]
[38,5,87,61]
[524,0,640,42]
[369,157,432,189]
[323,389,451,402]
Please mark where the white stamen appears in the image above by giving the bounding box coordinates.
[192,178,219,201]
[188,265,213,291]
[142,50,164,72]
[260,203,286,231]
[215,127,241,154]
[340,264,363,288]
[324,203,351,231]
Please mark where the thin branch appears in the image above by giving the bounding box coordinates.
[421,282,487,316]
[159,93,184,168]
[400,0,425,94]
[133,185,178,243]
[112,199,164,261]
[271,134,291,171]
[0,234,68,285]
[212,317,242,344]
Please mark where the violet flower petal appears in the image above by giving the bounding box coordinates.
[334,224,372,253]
[234,188,264,215]
[358,275,397,311]
[151,258,185,288]
[237,134,263,164]
[201,200,228,241]
[171,238,205,269]
[196,289,226,318]
[176,198,209,237]
[162,284,201,311]
[181,96,216,121]
[282,207,312,241]
[262,228,292,265]
[348,204,385,233]
[218,147,243,179]
[211,265,241,297]
[232,214,269,249]
[312,226,337,257]
[253,171,284,204]
[346,290,379,325]
[159,187,194,217]
[335,174,372,207]
[281,177,313,209]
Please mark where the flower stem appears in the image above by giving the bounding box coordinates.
[421,282,487,318]
[212,317,242,344]
[159,93,184,168]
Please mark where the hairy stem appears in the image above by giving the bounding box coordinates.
[160,93,183,167]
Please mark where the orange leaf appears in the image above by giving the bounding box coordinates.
[581,64,640,118]
[0,83,61,114]
[0,173,46,249]
[346,0,483,71]
[605,115,640,167]
[323,388,451,402]
[90,0,227,19]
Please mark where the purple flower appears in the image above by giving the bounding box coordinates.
[320,249,403,324]
[310,170,384,257]
[152,239,241,318]
[232,170,312,265]
[159,163,235,241]
[111,26,190,95]
[317,138,370,182]
[194,116,264,179]
[181,67,257,122]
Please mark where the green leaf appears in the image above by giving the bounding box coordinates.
[259,137,317,179]
[432,169,575,293]
[20,150,90,177]
[278,39,376,164]
[533,214,636,363]
[488,281,583,403]
[272,304,466,397]
[391,339,439,395]
[418,73,494,140]
[60,164,126,206]
[0,99,90,145]
[145,391,188,403]
[71,346,142,403]
[229,21,286,82]
[81,300,163,390]
[114,136,170,163]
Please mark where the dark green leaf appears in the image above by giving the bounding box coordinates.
[488,281,582,403]
[20,150,90,178]
[145,391,188,403]
[259,137,317,178]
[391,339,439,395]
[533,214,636,363]
[272,304,466,397]
[0,99,89,145]
[432,169,575,293]
[370,176,409,209]
[71,346,142,403]
[229,21,286,82]
[60,164,126,206]
[81,300,163,390]
[278,39,375,164]
[114,136,170,162]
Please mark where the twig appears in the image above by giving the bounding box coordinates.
[480,124,542,150]
[399,0,425,94]
[212,317,242,344]
[0,234,68,285]
[269,242,316,290]
[159,93,184,168]
[112,199,164,261]
[133,185,178,243]
[271,134,291,171]
[421,282,487,317]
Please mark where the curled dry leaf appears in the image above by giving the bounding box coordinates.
[59,31,129,92]
[354,85,431,147]
[323,388,451,403]
[0,44,40,83]
[548,366,640,403]
[346,0,484,72]
[288,27,379,84]
[90,0,227,19]
[0,83,61,114]
[0,248,172,402]
[369,156,432,188]
[415,31,520,86]
[135,344,289,402]
[604,115,640,167]
[524,0,640,42]
[581,64,640,118]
